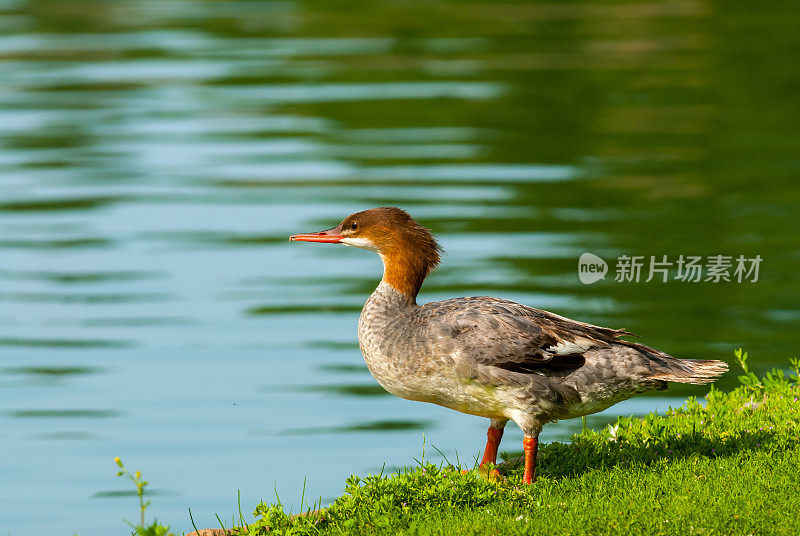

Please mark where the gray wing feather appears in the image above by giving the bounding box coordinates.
[418,296,632,373]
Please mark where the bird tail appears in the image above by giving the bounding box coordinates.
[649,358,729,385]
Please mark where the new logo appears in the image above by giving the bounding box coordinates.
[578,252,607,284]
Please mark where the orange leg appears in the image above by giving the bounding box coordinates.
[479,425,505,467]
[522,435,539,484]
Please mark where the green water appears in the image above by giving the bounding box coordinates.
[0,1,798,534]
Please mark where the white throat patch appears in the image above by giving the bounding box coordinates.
[340,236,379,251]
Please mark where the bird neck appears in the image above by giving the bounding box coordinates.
[380,248,429,304]
[361,281,416,335]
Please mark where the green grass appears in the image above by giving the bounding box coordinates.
[232,351,800,536]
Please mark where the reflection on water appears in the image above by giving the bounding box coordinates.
[4,365,101,376]
[5,409,122,418]
[3,365,104,387]
[0,337,131,348]
[1,0,798,534]
[31,431,95,440]
[91,488,178,499]
[292,382,390,397]
[279,419,435,435]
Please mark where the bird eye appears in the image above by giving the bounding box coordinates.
[350,222,358,230]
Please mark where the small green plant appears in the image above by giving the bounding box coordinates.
[734,347,762,391]
[114,457,174,536]
[790,357,800,383]
[735,348,798,393]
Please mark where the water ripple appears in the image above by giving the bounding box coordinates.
[5,409,121,419]
[221,81,505,103]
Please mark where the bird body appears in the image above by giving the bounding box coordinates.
[291,207,728,483]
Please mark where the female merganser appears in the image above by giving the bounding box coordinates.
[290,207,728,484]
